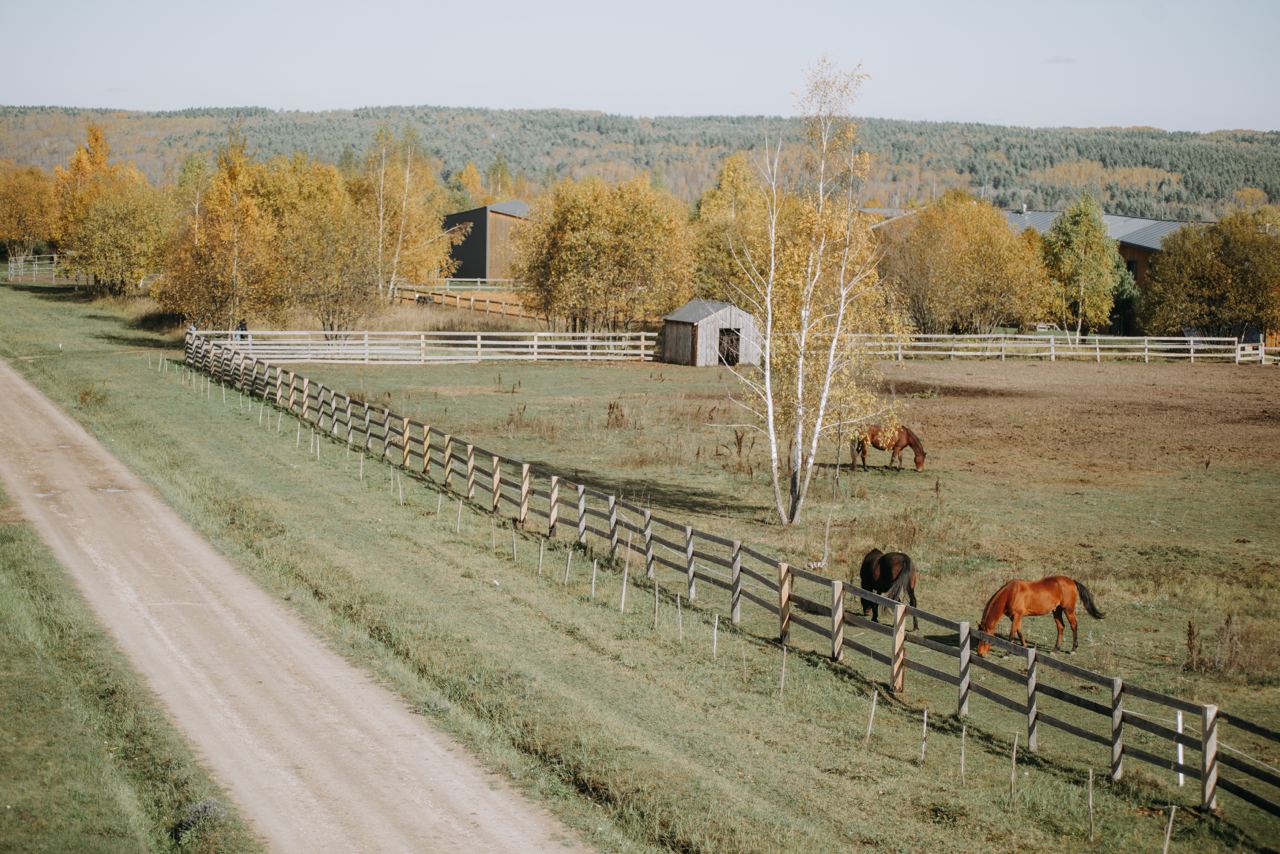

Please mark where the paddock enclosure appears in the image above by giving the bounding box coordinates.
[185,330,1280,823]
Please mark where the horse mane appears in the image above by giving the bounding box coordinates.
[903,426,924,454]
[979,582,1011,632]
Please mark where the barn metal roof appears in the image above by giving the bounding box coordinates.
[663,299,737,324]
[489,199,530,218]
[1112,219,1189,251]
[1002,209,1198,250]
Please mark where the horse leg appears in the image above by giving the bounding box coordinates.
[1052,607,1064,652]
[1008,614,1022,646]
[908,583,919,632]
[1067,608,1079,652]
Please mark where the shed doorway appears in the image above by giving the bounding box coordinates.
[718,328,741,367]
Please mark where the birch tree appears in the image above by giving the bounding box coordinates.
[722,61,902,526]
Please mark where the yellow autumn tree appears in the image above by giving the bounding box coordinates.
[349,129,462,302]
[455,161,488,207]
[878,191,1050,333]
[257,154,376,330]
[69,167,170,295]
[693,151,759,298]
[512,175,693,330]
[156,132,279,326]
[0,161,57,261]
[720,60,904,525]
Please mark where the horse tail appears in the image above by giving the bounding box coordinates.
[1076,581,1104,619]
[886,555,914,602]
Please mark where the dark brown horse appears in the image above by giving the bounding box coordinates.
[858,549,919,631]
[854,425,926,472]
[976,576,1104,656]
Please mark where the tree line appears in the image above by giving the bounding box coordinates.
[0,126,463,329]
[2,105,1276,219]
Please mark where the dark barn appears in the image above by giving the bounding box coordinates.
[442,200,530,280]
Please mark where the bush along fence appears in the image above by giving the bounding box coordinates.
[201,329,656,364]
[183,330,1280,821]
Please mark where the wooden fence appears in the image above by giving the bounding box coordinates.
[850,333,1277,365]
[183,330,1280,819]
[200,329,656,364]
[396,285,543,321]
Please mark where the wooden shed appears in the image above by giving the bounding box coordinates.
[442,200,529,280]
[661,299,761,367]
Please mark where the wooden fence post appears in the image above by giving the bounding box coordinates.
[608,496,618,556]
[957,621,971,717]
[830,580,844,661]
[1049,336,1056,362]
[730,540,742,625]
[288,372,298,413]
[300,378,310,422]
[421,425,431,476]
[402,417,411,468]
[684,526,696,602]
[1110,677,1124,782]
[576,484,587,547]
[442,435,454,490]
[345,399,355,447]
[1026,647,1039,752]
[643,510,655,579]
[519,463,530,528]
[548,475,560,537]
[1201,704,1218,811]
[778,562,792,644]
[1144,338,1150,363]
[491,455,501,512]
[362,407,372,452]
[465,444,477,499]
[890,601,907,693]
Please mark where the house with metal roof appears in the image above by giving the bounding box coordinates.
[442,200,531,280]
[1002,208,1202,287]
[661,299,761,367]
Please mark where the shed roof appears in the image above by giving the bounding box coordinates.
[1113,220,1188,251]
[663,299,738,324]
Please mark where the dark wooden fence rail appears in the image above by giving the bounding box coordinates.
[185,332,1279,819]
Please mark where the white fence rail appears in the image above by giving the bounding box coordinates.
[422,278,518,293]
[5,253,59,282]
[849,334,1275,365]
[202,330,655,364]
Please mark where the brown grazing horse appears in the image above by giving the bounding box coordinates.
[858,549,919,631]
[976,576,1104,656]
[853,425,926,472]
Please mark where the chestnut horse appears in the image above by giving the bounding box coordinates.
[853,425,926,472]
[976,576,1104,656]
[858,549,919,631]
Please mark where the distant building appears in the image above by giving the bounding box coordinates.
[661,299,761,367]
[1002,208,1200,288]
[442,200,530,280]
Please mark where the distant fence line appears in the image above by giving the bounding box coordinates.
[6,254,59,283]
[183,329,1279,820]
[203,329,656,364]
[850,333,1277,365]
[396,284,542,321]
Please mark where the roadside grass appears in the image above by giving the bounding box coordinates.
[0,490,259,853]
[0,282,1273,851]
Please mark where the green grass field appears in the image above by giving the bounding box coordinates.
[0,485,259,853]
[1,282,1275,851]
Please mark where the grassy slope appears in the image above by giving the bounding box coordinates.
[0,283,1269,852]
[0,488,259,853]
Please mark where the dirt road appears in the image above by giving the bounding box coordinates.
[0,358,583,853]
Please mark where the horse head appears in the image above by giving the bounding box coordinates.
[912,447,926,472]
[975,636,990,657]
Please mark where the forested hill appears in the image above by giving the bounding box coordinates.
[2,104,1277,219]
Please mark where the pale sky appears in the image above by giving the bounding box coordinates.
[2,0,1277,131]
